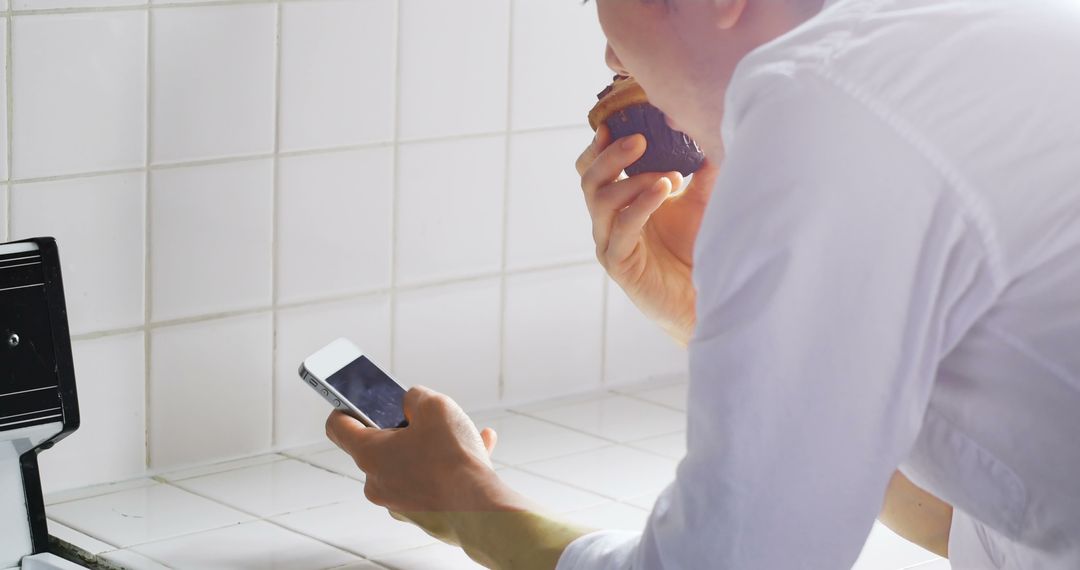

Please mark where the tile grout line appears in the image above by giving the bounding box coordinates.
[50,405,686,559]
[269,0,283,449]
[503,393,688,451]
[11,0,417,18]
[15,0,269,17]
[496,0,514,402]
[5,5,13,242]
[4,123,587,186]
[66,479,366,564]
[142,1,154,472]
[50,463,361,556]
[615,390,688,414]
[13,165,147,186]
[387,0,401,372]
[66,258,598,341]
[600,275,610,386]
[277,451,363,483]
[145,477,388,565]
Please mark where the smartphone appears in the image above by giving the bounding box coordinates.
[299,338,408,429]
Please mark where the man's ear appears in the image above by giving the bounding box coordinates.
[714,0,748,29]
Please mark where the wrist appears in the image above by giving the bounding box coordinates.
[661,299,696,347]
[447,471,591,570]
[663,313,695,347]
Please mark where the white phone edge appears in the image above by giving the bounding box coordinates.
[299,338,381,428]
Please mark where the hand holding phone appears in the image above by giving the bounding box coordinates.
[299,338,408,429]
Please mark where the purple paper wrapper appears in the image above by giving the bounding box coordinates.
[605,103,705,177]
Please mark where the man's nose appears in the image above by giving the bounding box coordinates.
[605,44,630,76]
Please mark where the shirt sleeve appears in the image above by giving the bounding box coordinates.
[557,68,999,569]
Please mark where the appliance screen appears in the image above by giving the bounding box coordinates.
[326,356,407,429]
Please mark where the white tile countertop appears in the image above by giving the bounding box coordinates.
[43,380,947,569]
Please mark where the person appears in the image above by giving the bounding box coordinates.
[325,0,1080,567]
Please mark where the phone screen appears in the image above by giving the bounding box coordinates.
[325,356,408,429]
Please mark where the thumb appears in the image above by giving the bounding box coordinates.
[480,427,498,456]
[326,410,383,471]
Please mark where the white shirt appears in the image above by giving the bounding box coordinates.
[557,0,1080,568]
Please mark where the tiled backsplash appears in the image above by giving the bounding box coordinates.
[0,0,688,491]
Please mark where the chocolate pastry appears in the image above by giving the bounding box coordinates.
[588,76,706,177]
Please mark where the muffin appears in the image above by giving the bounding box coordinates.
[588,76,706,177]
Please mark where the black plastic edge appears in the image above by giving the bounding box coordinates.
[8,236,81,555]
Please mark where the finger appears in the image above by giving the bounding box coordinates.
[589,172,677,259]
[480,427,498,456]
[605,177,673,265]
[401,386,433,423]
[326,410,381,470]
[593,171,681,216]
[575,124,612,176]
[326,409,365,447]
[581,134,647,200]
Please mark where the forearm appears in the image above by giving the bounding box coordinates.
[662,317,693,348]
[451,507,594,570]
[411,474,594,570]
[879,470,952,557]
[663,288,696,348]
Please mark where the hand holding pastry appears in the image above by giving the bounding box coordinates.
[577,123,720,346]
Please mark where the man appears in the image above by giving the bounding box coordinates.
[327,0,1080,567]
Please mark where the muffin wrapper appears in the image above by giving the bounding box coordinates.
[605,103,705,177]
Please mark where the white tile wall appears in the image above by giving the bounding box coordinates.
[275,295,392,448]
[396,136,505,286]
[563,501,650,533]
[506,128,596,270]
[605,279,689,385]
[496,467,608,513]
[510,0,609,130]
[398,0,510,140]
[10,173,145,335]
[39,333,146,493]
[279,0,395,151]
[149,313,273,470]
[99,550,169,570]
[151,4,276,164]
[277,148,393,304]
[503,265,604,403]
[375,542,482,570]
[480,413,607,466]
[46,383,948,570]
[272,498,436,557]
[0,20,7,183]
[520,444,676,501]
[131,521,360,570]
[16,0,144,9]
[150,160,273,322]
[522,394,684,443]
[48,483,251,548]
[168,458,360,517]
[0,186,7,241]
[394,278,502,410]
[12,11,146,179]
[2,0,677,492]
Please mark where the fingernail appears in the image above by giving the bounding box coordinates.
[621,136,638,150]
